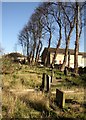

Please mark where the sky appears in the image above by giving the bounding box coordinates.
[1,1,86,54]
[2,2,40,54]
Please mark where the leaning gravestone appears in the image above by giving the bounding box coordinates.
[56,89,65,108]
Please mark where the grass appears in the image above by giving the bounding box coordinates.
[1,57,86,119]
[2,90,41,118]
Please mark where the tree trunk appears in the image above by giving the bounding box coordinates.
[44,31,52,66]
[52,23,62,65]
[61,26,74,71]
[74,2,79,74]
[26,32,30,63]
[68,51,70,68]
[38,41,42,62]
[35,39,41,63]
[61,41,69,71]
[29,51,32,64]
[31,39,36,64]
[52,38,61,65]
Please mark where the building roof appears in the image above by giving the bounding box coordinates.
[82,53,86,57]
[43,47,86,56]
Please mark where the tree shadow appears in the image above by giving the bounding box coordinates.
[65,99,80,104]
[20,95,50,117]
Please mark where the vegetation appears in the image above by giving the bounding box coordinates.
[1,1,86,119]
[1,57,86,119]
[18,2,86,74]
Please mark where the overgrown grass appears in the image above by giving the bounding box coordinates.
[2,90,41,118]
[2,57,86,119]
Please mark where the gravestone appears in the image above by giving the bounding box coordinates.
[64,67,68,76]
[78,67,83,75]
[40,73,46,91]
[42,73,46,89]
[46,75,51,92]
[50,64,54,83]
[56,89,65,108]
[84,67,86,74]
[51,69,54,83]
[40,74,52,92]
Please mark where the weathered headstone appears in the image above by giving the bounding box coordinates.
[40,73,46,91]
[84,67,86,74]
[42,73,46,90]
[40,74,52,92]
[56,89,65,108]
[46,75,51,92]
[50,64,54,83]
[64,67,68,76]
[51,69,54,83]
[78,67,83,75]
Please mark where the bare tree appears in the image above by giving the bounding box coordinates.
[49,2,62,65]
[37,2,55,66]
[27,11,43,64]
[28,20,37,64]
[60,2,76,71]
[18,1,86,68]
[74,2,86,74]
[18,24,34,64]
[18,28,27,56]
[33,9,43,63]
[60,2,86,72]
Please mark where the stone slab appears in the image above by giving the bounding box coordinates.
[56,89,65,108]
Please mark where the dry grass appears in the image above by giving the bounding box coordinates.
[20,92,49,111]
[2,58,86,119]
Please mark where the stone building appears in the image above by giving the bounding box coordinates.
[42,47,86,68]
